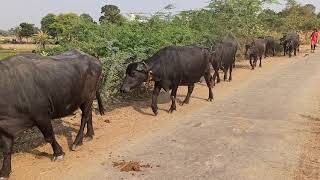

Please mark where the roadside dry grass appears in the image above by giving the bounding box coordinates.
[0,43,38,60]
[0,44,37,51]
[0,49,17,60]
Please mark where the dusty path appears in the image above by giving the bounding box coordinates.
[6,48,320,180]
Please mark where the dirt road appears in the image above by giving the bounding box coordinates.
[7,48,320,180]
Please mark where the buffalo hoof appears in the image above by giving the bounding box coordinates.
[180,101,189,106]
[151,107,158,116]
[152,109,158,116]
[52,154,64,162]
[84,135,94,142]
[168,108,176,113]
[71,144,80,151]
[208,98,213,102]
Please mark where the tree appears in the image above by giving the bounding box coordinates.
[279,0,319,32]
[19,23,36,41]
[302,4,316,15]
[0,29,8,36]
[80,13,95,23]
[41,14,56,32]
[259,9,281,31]
[53,13,80,41]
[8,27,22,41]
[99,5,125,24]
[286,0,298,8]
[34,31,49,49]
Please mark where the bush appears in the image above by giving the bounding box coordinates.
[40,0,320,100]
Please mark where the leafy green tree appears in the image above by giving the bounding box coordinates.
[80,13,95,23]
[0,29,9,36]
[259,9,281,31]
[41,0,320,99]
[303,4,316,14]
[279,0,320,32]
[99,5,125,24]
[41,14,56,33]
[54,13,80,41]
[34,31,49,49]
[19,23,36,41]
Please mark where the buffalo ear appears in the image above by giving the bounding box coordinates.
[151,74,161,81]
[136,63,146,71]
[146,71,159,82]
[136,61,150,72]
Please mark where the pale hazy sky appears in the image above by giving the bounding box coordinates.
[0,0,320,30]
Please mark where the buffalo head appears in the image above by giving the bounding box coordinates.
[120,62,150,93]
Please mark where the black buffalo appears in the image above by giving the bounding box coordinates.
[0,50,104,179]
[261,36,276,57]
[245,39,266,70]
[223,37,238,68]
[120,46,213,115]
[280,33,300,57]
[211,40,237,83]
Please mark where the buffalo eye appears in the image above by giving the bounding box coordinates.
[129,71,138,77]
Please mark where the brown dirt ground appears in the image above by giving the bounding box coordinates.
[2,45,318,180]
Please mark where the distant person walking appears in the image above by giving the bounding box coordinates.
[311,29,318,53]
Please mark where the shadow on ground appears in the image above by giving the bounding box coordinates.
[0,118,78,162]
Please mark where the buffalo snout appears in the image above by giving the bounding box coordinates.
[120,85,131,93]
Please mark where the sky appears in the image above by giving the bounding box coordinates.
[0,0,320,30]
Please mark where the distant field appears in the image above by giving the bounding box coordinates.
[0,44,37,60]
[0,44,37,51]
[0,49,16,60]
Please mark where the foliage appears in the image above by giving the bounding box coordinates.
[80,13,96,23]
[277,1,320,32]
[18,23,37,40]
[0,49,16,60]
[41,14,58,38]
[34,31,49,49]
[99,5,125,24]
[0,30,9,36]
[37,1,320,99]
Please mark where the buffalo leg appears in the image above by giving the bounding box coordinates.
[211,62,220,84]
[181,84,194,105]
[273,48,275,56]
[229,64,233,81]
[0,134,13,179]
[72,100,93,150]
[204,72,214,102]
[85,113,94,139]
[223,66,228,81]
[264,49,267,58]
[37,119,64,160]
[254,57,258,68]
[215,68,221,84]
[169,84,178,113]
[294,48,297,56]
[232,55,236,68]
[289,50,292,58]
[151,82,161,116]
[250,57,254,70]
[259,56,262,67]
